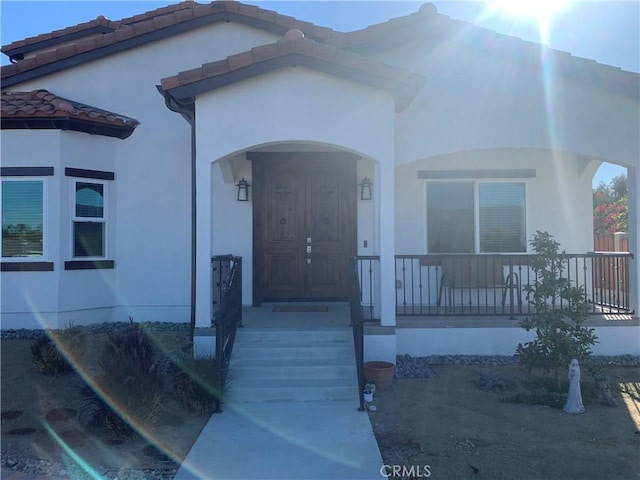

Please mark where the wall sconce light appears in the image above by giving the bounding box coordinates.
[359,177,372,200]
[236,177,250,201]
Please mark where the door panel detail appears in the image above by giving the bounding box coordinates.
[252,153,357,303]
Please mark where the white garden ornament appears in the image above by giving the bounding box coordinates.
[563,359,585,414]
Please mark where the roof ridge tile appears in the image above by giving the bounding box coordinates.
[255,7,278,23]
[275,14,297,30]
[74,38,98,54]
[114,25,136,42]
[238,4,260,17]
[275,38,295,55]
[201,58,231,77]
[227,50,255,71]
[220,1,240,14]
[291,37,314,56]
[174,8,196,22]
[153,13,178,30]
[133,19,157,36]
[311,41,338,63]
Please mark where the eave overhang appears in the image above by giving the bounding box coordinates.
[1,90,139,139]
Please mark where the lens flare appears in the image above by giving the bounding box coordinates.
[488,0,572,43]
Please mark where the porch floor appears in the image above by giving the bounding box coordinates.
[240,302,351,329]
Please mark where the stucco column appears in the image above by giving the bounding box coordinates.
[194,160,212,328]
[378,159,396,327]
[628,166,639,316]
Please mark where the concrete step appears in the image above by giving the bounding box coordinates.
[228,327,358,403]
[231,356,355,368]
[235,329,352,344]
[232,345,355,361]
[230,363,357,382]
[228,383,358,403]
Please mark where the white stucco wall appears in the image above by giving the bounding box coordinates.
[396,325,639,356]
[374,29,639,169]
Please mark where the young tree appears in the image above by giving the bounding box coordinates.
[516,231,598,388]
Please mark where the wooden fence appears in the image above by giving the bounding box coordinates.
[594,233,628,252]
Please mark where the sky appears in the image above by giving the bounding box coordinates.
[1,1,637,186]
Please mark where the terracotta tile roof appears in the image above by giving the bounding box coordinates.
[330,3,639,97]
[327,3,442,50]
[1,16,119,60]
[2,0,635,97]
[1,89,139,139]
[159,31,424,112]
[1,1,341,86]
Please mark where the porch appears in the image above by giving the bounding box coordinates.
[356,252,635,321]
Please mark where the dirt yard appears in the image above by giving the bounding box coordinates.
[370,364,640,480]
[1,330,211,476]
[2,331,639,480]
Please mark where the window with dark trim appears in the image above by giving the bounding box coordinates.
[1,179,45,258]
[427,181,527,254]
[65,168,114,270]
[73,180,106,258]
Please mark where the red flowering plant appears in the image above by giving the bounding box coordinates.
[593,175,628,235]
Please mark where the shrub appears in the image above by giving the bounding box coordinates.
[502,391,566,409]
[79,385,132,443]
[516,231,598,388]
[477,372,508,393]
[31,325,85,375]
[174,355,229,414]
[85,320,164,440]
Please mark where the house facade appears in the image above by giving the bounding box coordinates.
[2,1,639,359]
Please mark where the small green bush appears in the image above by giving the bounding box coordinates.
[86,320,164,440]
[31,325,85,375]
[174,355,229,414]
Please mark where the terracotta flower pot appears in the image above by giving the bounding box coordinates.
[363,361,395,390]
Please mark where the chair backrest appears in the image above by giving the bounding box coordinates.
[441,257,505,288]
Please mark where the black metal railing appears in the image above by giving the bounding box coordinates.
[355,256,379,322]
[211,255,242,413]
[350,257,366,412]
[354,252,634,319]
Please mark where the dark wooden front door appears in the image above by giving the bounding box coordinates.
[252,153,357,303]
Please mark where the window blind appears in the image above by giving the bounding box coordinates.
[479,183,526,253]
[1,180,44,257]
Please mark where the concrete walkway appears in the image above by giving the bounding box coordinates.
[173,400,384,480]
[0,468,65,480]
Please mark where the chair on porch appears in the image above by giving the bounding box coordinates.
[437,257,522,312]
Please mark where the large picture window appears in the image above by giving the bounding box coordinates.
[73,181,105,257]
[1,180,44,258]
[427,181,526,253]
